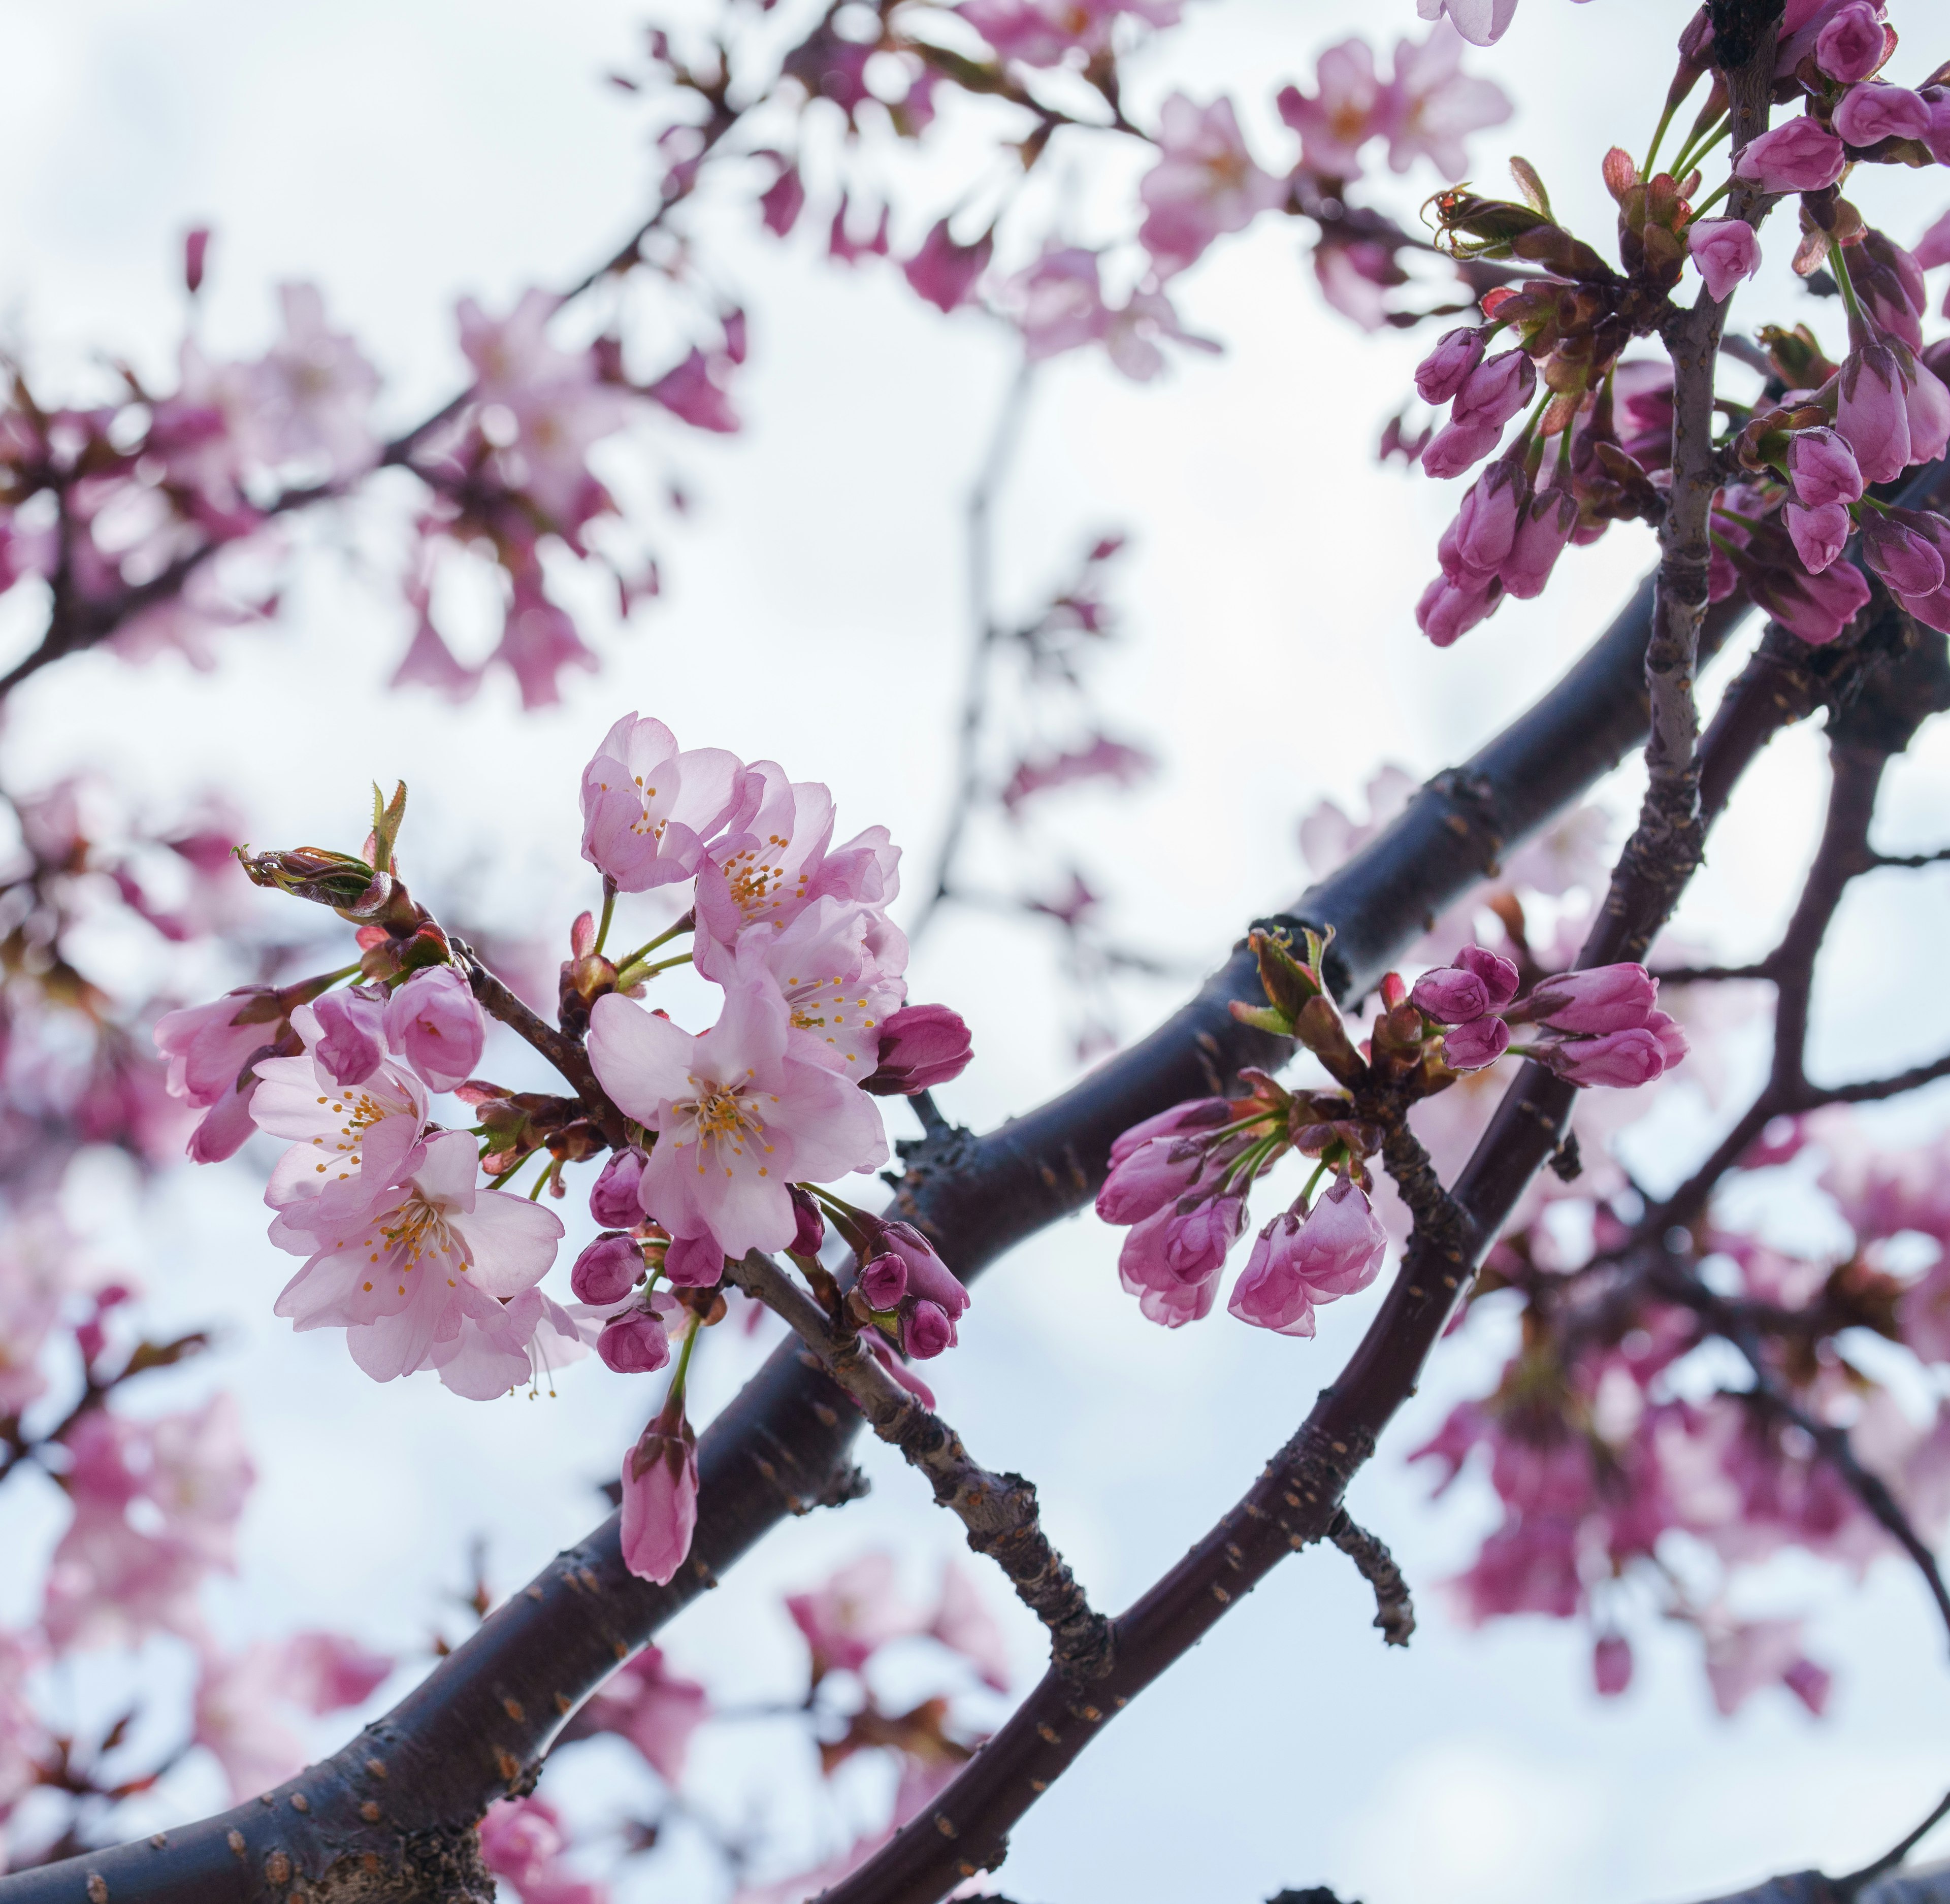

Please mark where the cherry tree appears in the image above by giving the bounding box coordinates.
[2,1,1950,1900]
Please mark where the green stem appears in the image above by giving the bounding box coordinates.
[488,1155,528,1190]
[1642,96,1679,179]
[1685,177,1733,222]
[592,879,617,957]
[614,949,693,990]
[666,1312,701,1411]
[614,915,693,972]
[527,1154,556,1201]
[1670,112,1730,184]
[1298,1159,1331,1211]
[1829,239,1866,338]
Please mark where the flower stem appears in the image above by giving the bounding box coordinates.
[1298,1159,1330,1211]
[1829,239,1866,338]
[666,1311,701,1410]
[614,949,693,990]
[1684,177,1733,222]
[1669,112,1729,184]
[1642,97,1679,180]
[592,878,617,957]
[614,914,694,972]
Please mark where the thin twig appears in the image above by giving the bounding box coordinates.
[1324,1510,1415,1648]
[1837,1793,1950,1898]
[723,1251,1114,1680]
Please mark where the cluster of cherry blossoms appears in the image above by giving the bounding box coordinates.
[154,714,974,1592]
[1411,0,1950,648]
[1096,925,1688,1333]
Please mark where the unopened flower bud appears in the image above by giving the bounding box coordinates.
[1410,966,1491,1025]
[1833,82,1929,148]
[902,1299,957,1359]
[1443,1015,1511,1071]
[789,1183,825,1256]
[1815,2,1889,83]
[572,1233,644,1305]
[598,1307,672,1374]
[590,1145,649,1228]
[1501,489,1579,600]
[665,1232,726,1288]
[1861,509,1948,598]
[383,964,486,1093]
[1451,349,1537,432]
[311,985,387,1087]
[1456,946,1520,1008]
[1786,428,1863,509]
[1521,963,1659,1035]
[1414,327,1486,405]
[858,1253,909,1309]
[1732,119,1845,194]
[1785,501,1851,574]
[621,1402,698,1586]
[1685,218,1761,303]
[863,1003,972,1095]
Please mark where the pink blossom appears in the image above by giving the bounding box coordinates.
[194,1644,306,1801]
[648,347,739,434]
[1458,945,1521,1007]
[873,1220,970,1323]
[1443,1014,1511,1070]
[383,965,485,1093]
[573,1647,709,1785]
[903,219,993,314]
[0,1213,79,1416]
[1001,735,1157,813]
[1501,488,1579,599]
[930,1561,1011,1691]
[787,1552,919,1678]
[1758,555,1874,646]
[1278,39,1388,179]
[1451,350,1536,433]
[479,1795,605,1904]
[1410,965,1494,1024]
[1384,21,1513,176]
[490,576,600,711]
[1786,427,1863,508]
[621,1403,699,1585]
[1413,0,1517,47]
[689,761,836,955]
[1687,218,1762,302]
[1227,1177,1386,1337]
[1733,117,1847,193]
[1446,1518,1582,1622]
[957,0,1178,68]
[580,711,751,893]
[664,1232,726,1287]
[154,985,284,1107]
[1443,461,1525,578]
[1702,1618,1827,1717]
[281,1630,393,1713]
[271,1130,563,1393]
[1414,326,1487,404]
[1536,1019,1684,1088]
[859,1253,908,1308]
[903,1300,956,1358]
[589,1144,649,1228]
[1815,2,1890,82]
[1917,209,1950,272]
[1109,1096,1231,1168]
[575,1237,644,1314]
[252,1031,429,1226]
[1861,510,1948,597]
[587,981,888,1261]
[1415,570,1501,646]
[1136,94,1285,279]
[1097,1126,1210,1224]
[1904,351,1950,464]
[1010,248,1111,360]
[1117,1188,1246,1327]
[760,164,805,237]
[1521,963,1659,1036]
[1419,416,1506,481]
[1834,82,1930,147]
[255,283,380,477]
[864,1003,973,1096]
[310,985,386,1087]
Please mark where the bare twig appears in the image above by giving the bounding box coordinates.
[1324,1510,1415,1648]
[723,1251,1113,1679]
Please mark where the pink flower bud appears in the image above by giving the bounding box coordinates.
[599,1307,672,1374]
[788,1183,825,1256]
[1227,1177,1386,1337]
[1538,1016,1686,1088]
[154,986,284,1107]
[1500,489,1579,600]
[383,965,486,1093]
[1109,1097,1230,1169]
[1861,511,1948,597]
[1837,343,1912,482]
[1815,2,1890,82]
[311,986,386,1087]
[1409,966,1491,1025]
[1162,1193,1248,1284]
[1447,464,1525,579]
[1457,945,1521,1008]
[1686,217,1762,302]
[1732,117,1846,193]
[183,226,211,295]
[863,1003,973,1096]
[858,1253,909,1309]
[664,1232,726,1288]
[1420,417,1505,480]
[620,1407,698,1585]
[1414,326,1487,404]
[1096,1131,1206,1225]
[1786,428,1863,508]
[572,1233,643,1305]
[875,1221,970,1319]
[1443,1015,1511,1070]
[1592,1633,1633,1697]
[902,1299,957,1359]
[903,218,992,314]
[1759,556,1873,646]
[1785,502,1851,574]
[1522,964,1658,1035]
[1415,572,1502,647]
[1903,353,1950,465]
[1833,82,1929,147]
[1451,350,1536,431]
[589,1145,649,1228]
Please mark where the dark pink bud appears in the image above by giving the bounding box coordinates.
[590,1145,649,1228]
[1861,511,1947,597]
[1409,967,1491,1025]
[1538,1021,1684,1087]
[863,1003,973,1096]
[1732,117,1845,193]
[1761,556,1873,646]
[572,1233,643,1305]
[858,1253,908,1309]
[876,1221,970,1318]
[1456,945,1520,1009]
[1109,1098,1229,1169]
[1523,964,1658,1035]
[1500,489,1579,600]
[1786,428,1863,508]
[788,1183,825,1256]
[1415,572,1502,647]
[1414,327,1486,405]
[598,1307,672,1374]
[1833,82,1929,148]
[1837,343,1911,483]
[1593,1633,1634,1697]
[1443,1016,1511,1071]
[1420,417,1505,481]
[903,218,992,313]
[184,226,211,294]
[902,1299,957,1359]
[664,1232,726,1287]
[1815,3,1889,83]
[1448,464,1526,579]
[311,986,386,1087]
[1451,350,1536,432]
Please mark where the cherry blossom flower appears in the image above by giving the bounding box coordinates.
[787,1552,921,1679]
[254,282,380,477]
[1834,82,1930,148]
[155,983,292,1162]
[270,1130,563,1391]
[580,711,752,894]
[1279,39,1390,179]
[1001,735,1157,814]
[1734,118,1847,193]
[863,1004,973,1096]
[1228,1177,1387,1336]
[310,985,387,1087]
[1136,94,1285,279]
[1415,0,1517,46]
[281,1630,394,1712]
[571,1647,710,1785]
[929,1561,1011,1691]
[589,1144,649,1227]
[903,220,993,314]
[1688,219,1762,302]
[383,965,486,1093]
[479,1795,605,1904]
[1701,1617,1830,1717]
[957,0,1178,68]
[1383,21,1513,176]
[587,980,888,1261]
[193,1644,307,1801]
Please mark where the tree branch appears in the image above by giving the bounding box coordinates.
[1324,1509,1415,1648]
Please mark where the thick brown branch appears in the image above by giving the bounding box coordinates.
[723,1251,1113,1679]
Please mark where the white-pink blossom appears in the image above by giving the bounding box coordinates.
[1385,21,1514,176]
[1136,94,1286,279]
[587,979,889,1260]
[580,711,753,893]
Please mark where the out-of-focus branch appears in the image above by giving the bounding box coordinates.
[723,1251,1112,1678]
